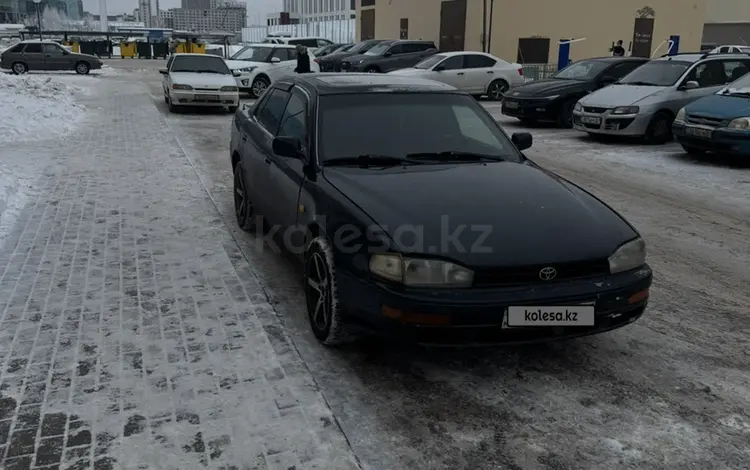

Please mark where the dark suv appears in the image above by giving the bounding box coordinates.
[340,40,438,73]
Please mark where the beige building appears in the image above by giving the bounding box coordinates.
[702,0,750,47]
[355,0,707,64]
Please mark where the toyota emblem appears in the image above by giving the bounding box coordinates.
[539,267,557,281]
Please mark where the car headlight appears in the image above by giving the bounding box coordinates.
[675,107,686,121]
[728,117,750,129]
[369,254,474,287]
[612,106,639,115]
[574,102,582,112]
[172,84,192,90]
[608,238,646,274]
[240,66,256,73]
[220,86,238,92]
[542,95,558,100]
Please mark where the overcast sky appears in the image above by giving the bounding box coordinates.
[81,0,271,17]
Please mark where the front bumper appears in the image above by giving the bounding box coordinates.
[501,97,560,120]
[572,108,652,136]
[336,265,653,345]
[233,71,260,91]
[170,90,239,107]
[673,120,750,155]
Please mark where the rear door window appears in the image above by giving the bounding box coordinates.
[7,44,25,53]
[465,54,496,68]
[24,43,43,53]
[271,48,292,61]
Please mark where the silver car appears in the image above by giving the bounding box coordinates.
[0,39,103,75]
[573,53,750,143]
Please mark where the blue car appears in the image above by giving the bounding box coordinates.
[673,70,750,156]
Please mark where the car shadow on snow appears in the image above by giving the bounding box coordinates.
[668,150,750,169]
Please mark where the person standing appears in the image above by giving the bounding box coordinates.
[612,40,625,56]
[294,44,312,74]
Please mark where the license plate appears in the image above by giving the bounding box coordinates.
[194,94,219,101]
[503,305,595,328]
[581,116,601,125]
[504,100,519,109]
[685,126,712,138]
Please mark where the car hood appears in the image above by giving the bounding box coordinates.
[342,53,374,63]
[323,162,636,268]
[73,52,100,62]
[169,72,235,87]
[319,50,357,62]
[507,78,587,97]
[686,92,750,119]
[581,84,667,107]
[225,59,264,70]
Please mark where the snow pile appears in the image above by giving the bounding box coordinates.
[0,73,86,142]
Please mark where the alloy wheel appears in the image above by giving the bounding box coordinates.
[489,81,508,100]
[251,79,268,98]
[234,164,248,225]
[306,252,331,332]
[12,63,26,74]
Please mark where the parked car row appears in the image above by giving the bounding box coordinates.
[1,39,103,74]
[501,51,750,155]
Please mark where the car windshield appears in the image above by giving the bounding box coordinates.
[365,43,393,56]
[337,44,354,52]
[553,60,610,80]
[171,56,230,74]
[414,54,446,69]
[719,69,750,95]
[231,46,273,62]
[618,60,690,86]
[739,46,750,53]
[318,93,521,163]
[349,41,375,53]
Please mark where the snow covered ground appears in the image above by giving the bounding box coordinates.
[0,72,89,250]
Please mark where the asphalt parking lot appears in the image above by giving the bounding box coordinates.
[2,59,749,470]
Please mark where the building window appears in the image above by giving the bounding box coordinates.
[361,0,375,6]
[517,37,550,64]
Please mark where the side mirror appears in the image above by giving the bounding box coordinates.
[682,80,699,90]
[232,69,241,76]
[434,65,445,72]
[62,50,70,55]
[159,68,168,74]
[511,132,533,151]
[270,57,281,63]
[272,136,303,158]
[599,75,617,84]
[383,51,392,57]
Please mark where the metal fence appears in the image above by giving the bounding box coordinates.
[522,63,558,81]
[242,18,356,44]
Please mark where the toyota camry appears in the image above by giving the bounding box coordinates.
[229,74,652,346]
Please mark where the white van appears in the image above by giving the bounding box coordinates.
[262,36,333,48]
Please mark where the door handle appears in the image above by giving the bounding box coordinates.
[487,71,494,74]
[457,72,464,75]
[241,135,247,142]
[264,158,271,164]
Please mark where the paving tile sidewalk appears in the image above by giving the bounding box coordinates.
[0,79,360,469]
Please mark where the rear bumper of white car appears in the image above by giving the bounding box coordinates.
[171,90,239,107]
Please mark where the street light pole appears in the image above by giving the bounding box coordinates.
[33,0,42,40]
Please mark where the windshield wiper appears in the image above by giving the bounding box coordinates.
[621,81,658,86]
[721,90,750,97]
[406,151,506,162]
[325,154,424,168]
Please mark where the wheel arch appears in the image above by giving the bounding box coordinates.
[231,151,241,170]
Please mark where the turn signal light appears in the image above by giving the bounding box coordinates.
[627,289,649,304]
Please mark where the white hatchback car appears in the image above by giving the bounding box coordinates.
[225,44,320,98]
[160,53,240,113]
[388,51,525,100]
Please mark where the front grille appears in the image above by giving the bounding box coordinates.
[685,114,726,128]
[603,118,635,130]
[473,260,609,287]
[194,87,219,91]
[583,106,608,114]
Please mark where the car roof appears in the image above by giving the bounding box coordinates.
[286,73,457,95]
[172,53,223,58]
[19,39,59,44]
[584,56,649,62]
[244,43,295,49]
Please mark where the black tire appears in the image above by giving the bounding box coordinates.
[75,61,90,75]
[167,94,180,113]
[518,118,537,125]
[645,112,674,144]
[556,98,577,128]
[487,79,509,101]
[233,161,255,231]
[681,144,706,156]
[250,76,270,99]
[11,62,27,75]
[305,236,349,346]
[364,66,380,73]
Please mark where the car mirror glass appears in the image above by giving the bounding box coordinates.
[511,132,533,151]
